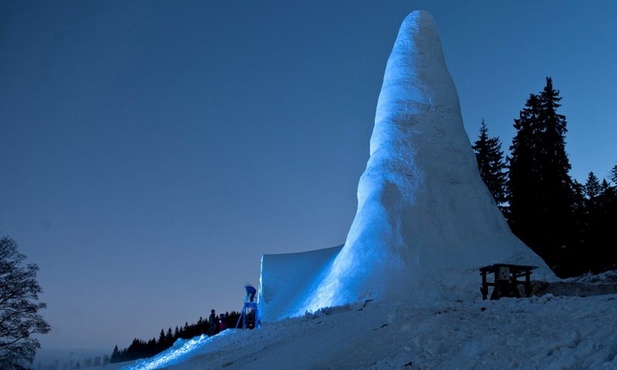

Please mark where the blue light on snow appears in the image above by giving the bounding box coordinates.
[120,330,237,370]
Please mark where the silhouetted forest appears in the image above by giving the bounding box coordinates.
[109,311,242,363]
[473,77,616,278]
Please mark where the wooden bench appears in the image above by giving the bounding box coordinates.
[480,263,537,300]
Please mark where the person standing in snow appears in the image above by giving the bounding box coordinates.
[208,309,219,336]
[245,284,257,302]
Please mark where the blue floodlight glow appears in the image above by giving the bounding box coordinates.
[120,330,238,370]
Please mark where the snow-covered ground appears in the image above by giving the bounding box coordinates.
[114,272,617,370]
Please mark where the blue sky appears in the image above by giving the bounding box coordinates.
[1,1,616,351]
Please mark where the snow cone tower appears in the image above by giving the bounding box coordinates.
[259,11,556,322]
[297,10,556,312]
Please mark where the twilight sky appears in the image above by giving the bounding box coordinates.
[1,1,616,351]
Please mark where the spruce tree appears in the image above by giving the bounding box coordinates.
[507,78,576,276]
[578,172,603,273]
[472,119,507,212]
[110,346,120,363]
[165,328,173,346]
[584,172,602,199]
[158,329,167,351]
[594,179,617,272]
[507,93,543,248]
[610,164,617,184]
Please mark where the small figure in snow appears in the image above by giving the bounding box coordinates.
[245,284,257,302]
[208,309,219,336]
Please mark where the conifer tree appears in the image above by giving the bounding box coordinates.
[576,172,603,272]
[610,164,617,184]
[507,93,543,245]
[158,329,167,350]
[472,119,507,212]
[584,172,602,199]
[507,78,576,276]
[593,179,617,271]
[110,346,120,363]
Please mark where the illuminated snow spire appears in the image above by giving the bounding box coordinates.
[299,10,555,312]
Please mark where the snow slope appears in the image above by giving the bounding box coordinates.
[119,275,617,370]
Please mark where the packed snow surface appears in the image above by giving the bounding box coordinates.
[119,278,617,369]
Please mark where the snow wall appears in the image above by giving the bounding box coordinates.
[258,10,557,323]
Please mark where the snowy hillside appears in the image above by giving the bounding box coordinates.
[117,274,617,370]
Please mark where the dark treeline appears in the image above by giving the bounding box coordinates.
[109,311,241,364]
[473,77,617,278]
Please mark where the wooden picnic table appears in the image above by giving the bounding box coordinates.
[480,263,538,300]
